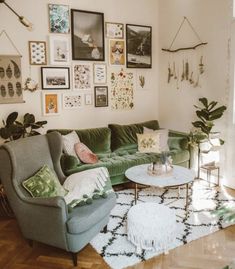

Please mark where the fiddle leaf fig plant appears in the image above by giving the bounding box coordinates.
[0,112,47,142]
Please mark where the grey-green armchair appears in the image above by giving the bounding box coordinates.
[0,132,116,266]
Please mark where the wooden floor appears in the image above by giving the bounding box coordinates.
[0,185,235,269]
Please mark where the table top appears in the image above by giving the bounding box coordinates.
[125,164,195,188]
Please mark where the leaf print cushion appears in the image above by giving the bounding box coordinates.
[22,165,67,198]
[137,133,161,153]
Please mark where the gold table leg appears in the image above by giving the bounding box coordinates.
[135,183,138,204]
[186,183,189,211]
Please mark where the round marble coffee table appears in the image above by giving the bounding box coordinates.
[125,164,195,209]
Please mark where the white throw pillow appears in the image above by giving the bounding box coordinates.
[143,127,169,152]
[137,133,161,153]
[62,131,80,158]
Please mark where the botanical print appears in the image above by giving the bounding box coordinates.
[136,70,149,90]
[42,93,61,116]
[49,36,69,65]
[93,63,106,84]
[63,93,82,109]
[28,41,47,65]
[73,63,92,90]
[126,24,152,68]
[71,10,104,61]
[106,22,124,39]
[109,39,125,66]
[110,70,134,110]
[41,67,70,89]
[48,4,70,34]
[85,94,93,105]
[0,55,23,104]
[95,86,108,107]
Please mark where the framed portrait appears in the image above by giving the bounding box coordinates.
[48,4,70,34]
[85,94,93,105]
[94,86,108,107]
[42,92,61,116]
[93,63,106,84]
[126,24,152,68]
[71,9,105,61]
[109,39,125,66]
[49,36,69,65]
[41,67,70,89]
[73,63,92,90]
[28,41,47,65]
[105,22,124,39]
[63,92,82,109]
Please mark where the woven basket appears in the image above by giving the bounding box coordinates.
[0,184,14,217]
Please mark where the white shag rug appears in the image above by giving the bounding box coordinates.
[90,180,235,269]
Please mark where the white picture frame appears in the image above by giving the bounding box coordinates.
[49,35,70,65]
[63,92,82,109]
[73,63,92,90]
[42,92,61,116]
[93,63,107,84]
[106,22,124,39]
[85,94,93,105]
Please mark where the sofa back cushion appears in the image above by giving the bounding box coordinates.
[108,120,159,151]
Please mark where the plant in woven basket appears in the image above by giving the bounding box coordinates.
[0,112,47,142]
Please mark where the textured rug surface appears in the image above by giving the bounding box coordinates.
[90,181,235,269]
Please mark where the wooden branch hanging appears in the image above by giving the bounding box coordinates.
[162,17,208,53]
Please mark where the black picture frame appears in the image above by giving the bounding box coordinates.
[126,24,152,68]
[41,67,70,90]
[71,9,105,61]
[94,86,108,107]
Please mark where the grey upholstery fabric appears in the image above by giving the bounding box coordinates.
[0,132,116,254]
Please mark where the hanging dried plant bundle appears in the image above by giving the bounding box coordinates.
[199,56,204,74]
[167,63,173,83]
[189,72,194,84]
[173,62,177,79]
[24,77,39,92]
[185,60,189,80]
[181,60,185,81]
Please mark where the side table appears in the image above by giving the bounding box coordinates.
[200,163,220,186]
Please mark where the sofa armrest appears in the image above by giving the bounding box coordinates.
[169,130,190,138]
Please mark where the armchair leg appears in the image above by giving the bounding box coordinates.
[71,252,77,266]
[28,239,33,248]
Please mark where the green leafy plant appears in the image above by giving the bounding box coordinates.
[0,112,47,142]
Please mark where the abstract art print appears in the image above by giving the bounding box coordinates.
[48,4,70,34]
[126,24,152,68]
[28,41,47,65]
[111,70,134,110]
[105,22,124,39]
[0,55,24,104]
[73,63,92,90]
[94,86,108,107]
[71,9,105,61]
[42,92,61,116]
[63,92,82,109]
[109,39,125,66]
[49,36,69,65]
[41,67,70,89]
[93,63,106,84]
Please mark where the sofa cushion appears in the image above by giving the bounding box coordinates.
[74,142,98,164]
[137,133,161,153]
[144,127,169,152]
[108,120,159,151]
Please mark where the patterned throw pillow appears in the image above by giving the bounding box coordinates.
[143,127,169,152]
[62,131,80,159]
[22,165,67,198]
[137,133,161,153]
[74,142,98,164]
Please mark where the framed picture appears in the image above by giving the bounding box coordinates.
[41,67,70,90]
[93,63,106,84]
[48,4,70,34]
[109,39,125,66]
[71,9,105,61]
[105,22,124,39]
[28,41,47,65]
[94,86,108,107]
[42,92,61,116]
[49,36,69,65]
[126,24,152,68]
[136,70,150,90]
[85,94,93,105]
[63,92,82,109]
[73,63,92,90]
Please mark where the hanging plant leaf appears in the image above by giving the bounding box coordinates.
[6,112,18,126]
[199,97,208,108]
[23,113,35,125]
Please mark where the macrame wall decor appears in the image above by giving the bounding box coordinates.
[162,17,207,89]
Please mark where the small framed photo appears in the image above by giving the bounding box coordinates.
[28,41,47,65]
[126,24,152,68]
[42,92,61,116]
[109,39,125,66]
[49,35,70,65]
[41,67,70,90]
[71,9,105,61]
[73,63,92,90]
[48,4,70,34]
[94,86,108,107]
[93,63,106,84]
[105,22,124,39]
[85,94,93,105]
[63,92,82,109]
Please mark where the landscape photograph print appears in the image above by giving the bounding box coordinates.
[126,24,152,68]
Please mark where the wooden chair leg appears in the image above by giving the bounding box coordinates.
[71,252,77,266]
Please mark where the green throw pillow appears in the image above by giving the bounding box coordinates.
[22,165,67,198]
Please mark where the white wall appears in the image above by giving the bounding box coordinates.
[0,0,159,131]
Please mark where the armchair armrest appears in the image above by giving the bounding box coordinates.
[22,196,67,210]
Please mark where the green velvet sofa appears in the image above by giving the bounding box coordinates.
[48,120,191,186]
